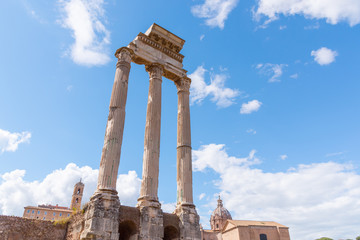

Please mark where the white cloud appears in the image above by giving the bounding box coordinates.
[200,34,205,41]
[254,0,360,27]
[199,193,206,200]
[280,154,288,160]
[304,22,320,30]
[59,0,110,66]
[0,129,31,153]
[0,163,141,216]
[326,151,345,157]
[256,63,287,82]
[290,73,298,79]
[193,144,360,240]
[246,129,257,135]
[191,0,239,29]
[240,100,262,114]
[23,2,47,24]
[189,66,239,108]
[116,170,142,206]
[161,202,176,213]
[311,47,338,65]
[193,144,259,173]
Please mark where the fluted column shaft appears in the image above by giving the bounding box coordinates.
[175,77,193,206]
[138,63,163,206]
[97,47,133,193]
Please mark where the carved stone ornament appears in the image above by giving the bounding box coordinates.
[114,47,133,63]
[146,63,164,80]
[175,77,191,92]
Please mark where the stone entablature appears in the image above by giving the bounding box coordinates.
[128,23,187,82]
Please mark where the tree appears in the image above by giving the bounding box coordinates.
[356,236,360,240]
[315,238,333,240]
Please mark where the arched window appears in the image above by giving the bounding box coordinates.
[216,224,219,229]
[260,234,267,240]
[77,188,81,194]
[76,198,79,203]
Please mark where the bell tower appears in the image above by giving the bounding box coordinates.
[70,180,84,210]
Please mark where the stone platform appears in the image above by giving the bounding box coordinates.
[67,204,182,240]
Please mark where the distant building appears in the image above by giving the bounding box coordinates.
[23,180,84,221]
[201,197,291,240]
[69,181,84,210]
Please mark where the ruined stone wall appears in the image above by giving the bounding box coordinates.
[65,205,184,240]
[119,205,140,227]
[0,215,67,240]
[66,212,85,240]
[163,212,180,231]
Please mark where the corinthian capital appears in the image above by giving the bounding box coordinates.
[175,77,191,93]
[146,63,164,80]
[114,47,134,63]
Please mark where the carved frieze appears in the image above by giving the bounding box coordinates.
[138,33,184,63]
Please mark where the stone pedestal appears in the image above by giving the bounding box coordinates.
[138,202,164,240]
[175,205,201,240]
[80,190,120,240]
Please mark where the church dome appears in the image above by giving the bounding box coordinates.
[210,196,232,231]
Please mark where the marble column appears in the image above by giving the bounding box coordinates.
[138,63,164,207]
[137,63,164,240]
[175,77,193,207]
[97,47,133,194]
[80,47,133,240]
[175,77,201,240]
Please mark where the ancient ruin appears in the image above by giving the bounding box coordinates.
[79,23,200,240]
[0,23,292,240]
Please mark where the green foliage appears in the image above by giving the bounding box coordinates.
[356,236,360,240]
[315,238,333,240]
[53,217,70,226]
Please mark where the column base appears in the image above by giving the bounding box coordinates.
[80,190,120,240]
[137,198,163,240]
[175,204,201,240]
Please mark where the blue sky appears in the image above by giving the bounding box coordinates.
[1,0,360,239]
